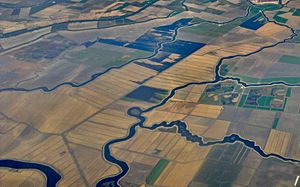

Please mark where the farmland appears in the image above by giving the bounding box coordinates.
[1,0,300,187]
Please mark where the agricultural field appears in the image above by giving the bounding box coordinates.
[1,0,300,187]
[110,126,300,187]
[221,42,300,84]
[0,168,45,186]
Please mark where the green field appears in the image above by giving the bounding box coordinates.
[293,9,300,16]
[257,96,273,107]
[286,88,292,97]
[232,73,300,84]
[253,3,282,12]
[146,159,169,185]
[272,117,280,129]
[273,11,288,23]
[167,0,186,12]
[181,4,279,37]
[66,45,151,68]
[238,86,288,112]
[181,20,241,37]
[234,74,260,83]
[279,55,300,65]
[238,94,248,107]
[261,77,300,84]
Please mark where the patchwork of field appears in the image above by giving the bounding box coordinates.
[128,79,300,186]
[0,112,120,186]
[0,118,87,186]
[222,42,300,84]
[0,61,159,133]
[143,22,291,91]
[111,127,212,186]
[142,78,300,156]
[0,13,194,89]
[0,1,281,90]
[110,125,300,187]
[1,0,300,187]
[265,1,300,28]
[0,50,159,186]
[0,0,250,51]
[0,0,282,91]
[0,0,170,38]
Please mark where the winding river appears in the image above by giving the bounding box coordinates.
[0,159,61,186]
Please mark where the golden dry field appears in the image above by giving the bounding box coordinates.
[1,0,300,187]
